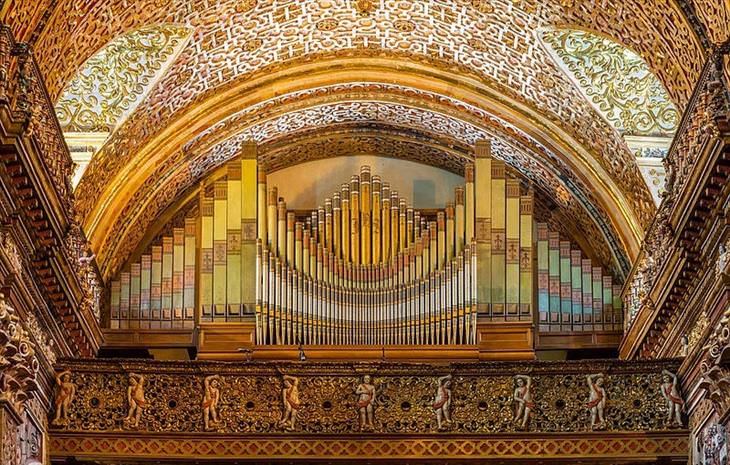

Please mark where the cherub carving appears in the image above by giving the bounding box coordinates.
[124,373,146,427]
[660,369,684,426]
[356,375,376,430]
[203,375,222,430]
[432,375,452,430]
[51,370,75,425]
[513,375,533,430]
[586,373,606,430]
[278,375,300,431]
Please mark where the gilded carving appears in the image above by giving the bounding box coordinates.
[50,434,692,461]
[51,370,75,426]
[689,0,730,45]
[659,369,684,427]
[124,373,146,428]
[0,294,39,416]
[541,29,679,136]
[50,360,681,435]
[355,0,377,16]
[54,25,192,132]
[513,374,533,430]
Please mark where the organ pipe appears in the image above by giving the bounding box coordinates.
[255,164,483,346]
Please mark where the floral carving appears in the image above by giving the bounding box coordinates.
[541,29,679,137]
[54,25,192,132]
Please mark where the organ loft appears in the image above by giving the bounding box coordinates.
[0,1,727,464]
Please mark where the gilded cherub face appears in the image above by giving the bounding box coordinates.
[363,375,371,383]
[62,373,71,382]
[662,374,671,384]
[596,378,604,387]
[516,378,525,387]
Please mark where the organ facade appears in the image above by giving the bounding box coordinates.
[107,141,622,358]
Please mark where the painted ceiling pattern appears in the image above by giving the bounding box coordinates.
[55,25,192,132]
[540,29,680,137]
[0,0,708,278]
[43,0,695,220]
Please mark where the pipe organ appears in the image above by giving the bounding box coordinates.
[536,223,623,333]
[109,218,197,329]
[107,140,624,352]
[255,164,479,346]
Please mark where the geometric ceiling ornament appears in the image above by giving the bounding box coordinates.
[55,24,193,133]
[539,28,680,138]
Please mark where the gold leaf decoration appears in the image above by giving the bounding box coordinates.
[55,25,192,132]
[540,29,679,137]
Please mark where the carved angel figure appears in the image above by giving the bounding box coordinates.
[432,374,452,430]
[660,369,684,426]
[124,373,146,427]
[586,373,606,430]
[513,374,534,429]
[356,375,376,430]
[278,375,300,431]
[203,375,222,430]
[52,370,75,425]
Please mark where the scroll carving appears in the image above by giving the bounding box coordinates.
[0,294,39,415]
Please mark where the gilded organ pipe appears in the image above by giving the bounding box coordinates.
[255,164,481,346]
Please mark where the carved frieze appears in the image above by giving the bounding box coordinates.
[50,359,684,435]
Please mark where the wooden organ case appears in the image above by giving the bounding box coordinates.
[107,141,623,359]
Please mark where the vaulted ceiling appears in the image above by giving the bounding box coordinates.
[2,0,721,281]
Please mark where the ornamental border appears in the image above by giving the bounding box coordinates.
[50,432,689,460]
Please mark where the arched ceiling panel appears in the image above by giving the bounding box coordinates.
[687,0,730,45]
[55,24,193,132]
[17,0,699,239]
[540,28,679,137]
